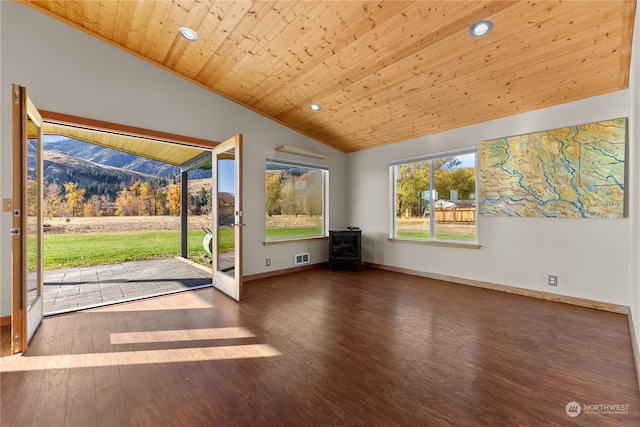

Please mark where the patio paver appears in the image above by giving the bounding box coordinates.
[42,257,214,315]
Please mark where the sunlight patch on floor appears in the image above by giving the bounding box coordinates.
[110,327,256,344]
[0,344,281,372]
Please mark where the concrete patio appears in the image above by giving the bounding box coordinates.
[41,257,216,315]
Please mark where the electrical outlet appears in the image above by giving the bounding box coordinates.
[548,275,557,286]
[266,258,271,267]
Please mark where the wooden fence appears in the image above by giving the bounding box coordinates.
[433,207,475,223]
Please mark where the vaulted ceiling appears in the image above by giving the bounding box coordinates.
[20,0,636,153]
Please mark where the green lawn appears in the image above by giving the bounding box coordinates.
[30,229,234,270]
[265,227,323,239]
[396,231,476,241]
[31,225,370,270]
[32,226,322,270]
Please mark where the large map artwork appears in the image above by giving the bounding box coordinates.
[479,118,626,218]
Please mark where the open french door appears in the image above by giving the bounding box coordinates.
[212,134,243,301]
[11,84,44,353]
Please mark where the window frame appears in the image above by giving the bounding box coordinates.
[390,147,478,246]
[265,156,329,243]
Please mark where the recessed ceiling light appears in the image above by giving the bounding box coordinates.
[179,27,198,41]
[309,103,321,111]
[469,20,493,38]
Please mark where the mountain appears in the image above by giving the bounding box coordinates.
[29,137,216,201]
[43,150,165,198]
[44,137,211,179]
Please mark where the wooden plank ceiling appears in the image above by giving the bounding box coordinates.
[20,0,636,153]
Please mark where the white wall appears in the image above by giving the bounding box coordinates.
[0,2,348,317]
[348,90,633,306]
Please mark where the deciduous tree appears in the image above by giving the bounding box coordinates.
[83,194,102,217]
[167,185,181,215]
[44,183,63,218]
[63,182,86,217]
[138,182,155,216]
[281,178,302,216]
[301,170,322,217]
[26,179,38,216]
[265,172,283,216]
[155,188,168,215]
[115,188,136,216]
[395,161,429,217]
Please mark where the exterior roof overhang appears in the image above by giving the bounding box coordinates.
[35,111,218,171]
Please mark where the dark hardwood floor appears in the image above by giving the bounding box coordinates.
[1,267,639,426]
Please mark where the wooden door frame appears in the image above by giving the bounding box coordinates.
[11,85,28,353]
[11,85,46,354]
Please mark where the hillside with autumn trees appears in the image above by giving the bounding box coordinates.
[32,137,220,218]
[39,170,215,219]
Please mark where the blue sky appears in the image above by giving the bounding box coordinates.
[218,160,235,193]
[457,152,476,168]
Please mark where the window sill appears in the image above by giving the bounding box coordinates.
[387,237,481,249]
[263,236,328,245]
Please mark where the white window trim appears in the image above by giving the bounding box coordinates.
[265,156,328,243]
[390,146,478,245]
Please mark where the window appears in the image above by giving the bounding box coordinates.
[391,148,476,242]
[265,157,327,240]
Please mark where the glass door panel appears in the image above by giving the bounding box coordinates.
[212,135,243,301]
[26,114,44,342]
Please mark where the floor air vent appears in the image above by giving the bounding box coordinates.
[294,253,310,266]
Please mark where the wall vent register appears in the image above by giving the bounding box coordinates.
[294,253,310,265]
